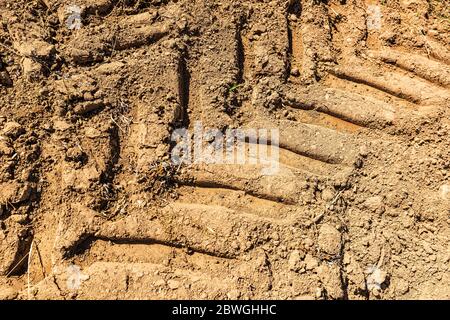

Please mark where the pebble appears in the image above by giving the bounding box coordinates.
[84,127,102,139]
[154,279,165,287]
[74,100,104,115]
[65,147,84,162]
[10,214,28,224]
[289,14,298,22]
[366,266,388,291]
[290,68,300,77]
[304,254,319,271]
[95,61,125,75]
[22,58,43,80]
[15,40,55,58]
[227,290,241,299]
[0,140,14,156]
[83,92,94,101]
[167,279,180,290]
[321,188,335,202]
[53,120,72,131]
[364,196,385,214]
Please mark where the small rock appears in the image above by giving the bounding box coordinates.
[84,127,102,139]
[321,188,335,202]
[154,279,166,287]
[271,232,280,241]
[393,278,409,295]
[53,120,72,131]
[164,39,178,49]
[39,87,50,97]
[10,214,28,224]
[304,254,319,271]
[167,279,180,290]
[15,40,55,59]
[318,224,342,256]
[303,238,314,248]
[83,92,94,101]
[69,48,95,65]
[227,290,241,299]
[65,147,84,162]
[73,100,104,115]
[366,266,388,291]
[315,287,323,299]
[2,122,24,138]
[0,140,14,156]
[291,68,300,77]
[22,58,43,81]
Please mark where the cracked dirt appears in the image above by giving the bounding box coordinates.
[0,0,449,300]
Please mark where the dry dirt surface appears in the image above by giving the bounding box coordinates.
[0,0,449,300]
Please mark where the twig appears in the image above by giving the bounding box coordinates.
[27,240,34,300]
[110,114,125,133]
[330,190,343,206]
[5,247,29,277]
[305,190,344,227]
[377,247,385,269]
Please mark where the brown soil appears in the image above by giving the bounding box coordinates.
[0,0,449,300]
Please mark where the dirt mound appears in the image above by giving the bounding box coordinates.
[0,0,449,300]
